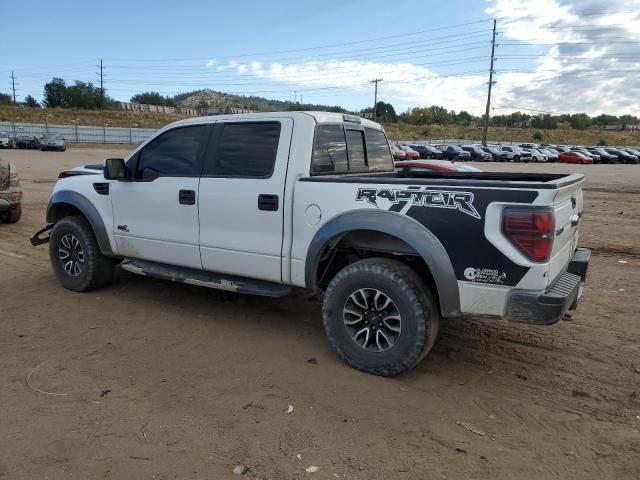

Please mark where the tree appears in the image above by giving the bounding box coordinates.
[457,110,473,125]
[23,95,38,107]
[130,91,176,107]
[0,92,12,105]
[374,101,397,122]
[42,77,115,109]
[43,78,68,107]
[593,113,618,127]
[23,95,40,107]
[568,113,592,130]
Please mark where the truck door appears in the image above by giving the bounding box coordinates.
[198,118,293,282]
[110,124,212,270]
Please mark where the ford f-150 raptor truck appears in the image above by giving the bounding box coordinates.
[31,112,590,376]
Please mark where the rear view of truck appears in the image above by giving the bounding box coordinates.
[500,175,589,324]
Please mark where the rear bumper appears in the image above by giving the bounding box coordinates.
[0,190,22,210]
[507,248,590,325]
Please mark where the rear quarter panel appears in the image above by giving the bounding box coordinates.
[291,179,542,299]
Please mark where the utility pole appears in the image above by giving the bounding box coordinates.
[371,78,383,120]
[98,59,104,109]
[481,19,497,146]
[10,71,17,103]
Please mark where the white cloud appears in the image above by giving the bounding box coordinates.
[485,0,640,115]
[203,1,640,116]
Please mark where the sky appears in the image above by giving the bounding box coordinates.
[1,0,640,116]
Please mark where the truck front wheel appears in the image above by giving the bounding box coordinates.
[49,215,115,292]
[322,258,440,376]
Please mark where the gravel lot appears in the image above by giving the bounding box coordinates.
[1,147,639,479]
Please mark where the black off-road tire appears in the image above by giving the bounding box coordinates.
[322,258,440,377]
[0,204,21,223]
[514,155,520,163]
[49,215,115,292]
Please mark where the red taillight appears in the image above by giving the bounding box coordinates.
[503,208,554,262]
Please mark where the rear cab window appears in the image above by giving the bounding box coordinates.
[311,123,393,175]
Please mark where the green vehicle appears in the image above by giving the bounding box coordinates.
[0,157,22,223]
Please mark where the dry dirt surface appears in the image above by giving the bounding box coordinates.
[1,148,639,479]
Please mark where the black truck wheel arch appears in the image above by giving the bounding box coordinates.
[46,190,115,257]
[305,209,461,318]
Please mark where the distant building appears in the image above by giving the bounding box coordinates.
[357,112,374,120]
[601,124,639,131]
[199,106,257,116]
[117,102,196,116]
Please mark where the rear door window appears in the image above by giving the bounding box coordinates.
[204,122,281,177]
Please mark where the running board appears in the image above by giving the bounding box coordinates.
[120,259,291,297]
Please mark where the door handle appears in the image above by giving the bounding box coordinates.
[258,194,279,211]
[179,189,196,205]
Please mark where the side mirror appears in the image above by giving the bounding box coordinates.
[104,158,126,180]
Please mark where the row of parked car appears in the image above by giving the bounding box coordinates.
[0,132,67,151]
[391,142,640,165]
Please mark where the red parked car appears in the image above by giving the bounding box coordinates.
[398,145,420,160]
[390,144,407,160]
[558,151,593,164]
[394,160,482,173]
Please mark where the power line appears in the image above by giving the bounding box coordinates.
[106,19,493,63]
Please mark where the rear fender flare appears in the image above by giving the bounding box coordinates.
[305,209,461,317]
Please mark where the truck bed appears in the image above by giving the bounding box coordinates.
[300,171,584,190]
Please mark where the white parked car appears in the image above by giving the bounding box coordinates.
[0,132,11,149]
[525,148,549,162]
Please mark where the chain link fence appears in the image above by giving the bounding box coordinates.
[0,121,525,147]
[0,121,157,145]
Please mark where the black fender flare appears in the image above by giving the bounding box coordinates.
[46,190,115,256]
[305,209,461,317]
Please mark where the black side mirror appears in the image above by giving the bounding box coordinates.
[104,158,126,180]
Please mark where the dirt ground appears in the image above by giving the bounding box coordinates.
[1,148,639,480]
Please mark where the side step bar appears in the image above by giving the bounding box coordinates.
[120,259,291,297]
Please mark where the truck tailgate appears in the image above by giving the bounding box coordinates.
[548,180,584,286]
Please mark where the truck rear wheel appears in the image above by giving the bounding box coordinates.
[49,215,115,292]
[322,258,440,376]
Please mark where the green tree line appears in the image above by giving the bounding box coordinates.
[2,79,638,132]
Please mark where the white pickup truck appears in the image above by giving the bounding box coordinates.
[32,112,590,376]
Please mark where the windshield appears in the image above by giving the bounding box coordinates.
[43,134,62,140]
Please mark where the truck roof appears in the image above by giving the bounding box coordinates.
[167,111,384,131]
